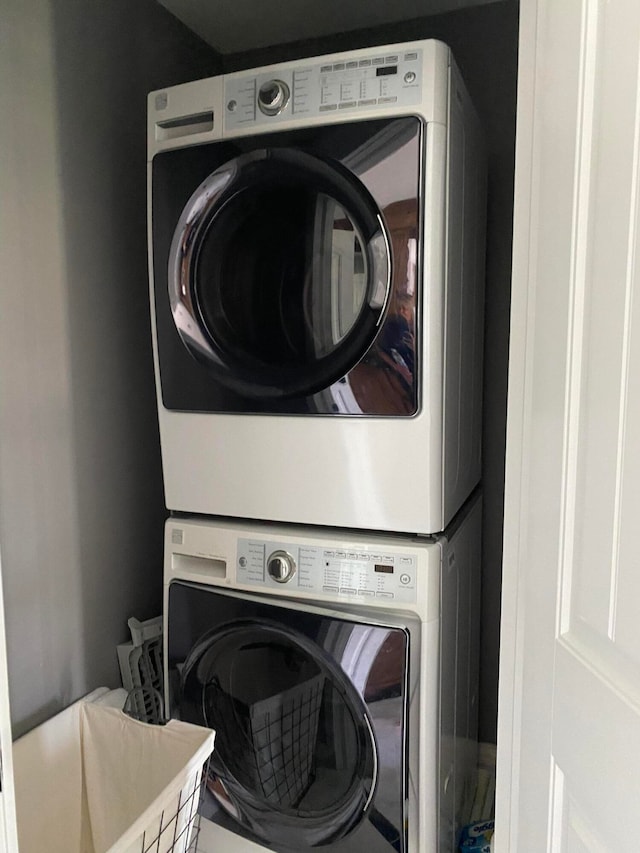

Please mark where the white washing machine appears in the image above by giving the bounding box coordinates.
[148,39,486,535]
[163,493,481,853]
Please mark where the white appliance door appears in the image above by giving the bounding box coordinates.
[497,0,640,850]
[0,549,17,852]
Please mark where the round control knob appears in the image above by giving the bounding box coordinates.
[267,550,296,583]
[257,79,290,116]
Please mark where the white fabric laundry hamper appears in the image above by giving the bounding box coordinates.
[13,692,215,853]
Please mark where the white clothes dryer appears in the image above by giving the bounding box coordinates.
[163,493,481,853]
[148,39,485,534]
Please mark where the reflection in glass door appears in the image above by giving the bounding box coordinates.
[168,581,410,852]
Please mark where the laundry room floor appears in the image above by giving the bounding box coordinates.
[196,819,266,853]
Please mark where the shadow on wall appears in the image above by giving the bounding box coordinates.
[2,0,221,737]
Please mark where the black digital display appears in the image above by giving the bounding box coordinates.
[374,564,394,574]
[376,66,397,77]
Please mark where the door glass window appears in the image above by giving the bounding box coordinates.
[169,582,409,851]
[195,189,369,368]
[182,623,375,823]
[168,147,391,399]
[154,117,421,413]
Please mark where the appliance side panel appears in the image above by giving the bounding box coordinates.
[442,61,486,524]
[421,119,448,528]
[439,526,459,853]
[441,496,482,850]
[415,614,440,852]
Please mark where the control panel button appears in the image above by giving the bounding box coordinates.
[257,79,290,116]
[400,573,412,585]
[267,549,296,583]
[404,71,417,84]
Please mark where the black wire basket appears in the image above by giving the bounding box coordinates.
[123,687,213,853]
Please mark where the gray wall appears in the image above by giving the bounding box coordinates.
[0,0,220,736]
[223,0,519,744]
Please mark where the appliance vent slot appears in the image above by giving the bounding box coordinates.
[156,111,214,141]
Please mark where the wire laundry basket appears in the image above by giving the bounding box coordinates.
[12,688,215,853]
[123,687,212,853]
[135,762,209,853]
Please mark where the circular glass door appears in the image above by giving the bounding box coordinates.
[181,619,378,849]
[168,149,391,399]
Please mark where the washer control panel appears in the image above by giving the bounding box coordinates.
[237,537,418,603]
[225,48,423,130]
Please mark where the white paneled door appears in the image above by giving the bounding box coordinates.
[497,0,640,850]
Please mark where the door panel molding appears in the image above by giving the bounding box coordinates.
[498,1,640,850]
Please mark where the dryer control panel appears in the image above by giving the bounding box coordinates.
[237,537,419,603]
[224,48,424,130]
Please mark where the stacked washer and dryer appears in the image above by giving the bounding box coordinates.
[147,39,486,853]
